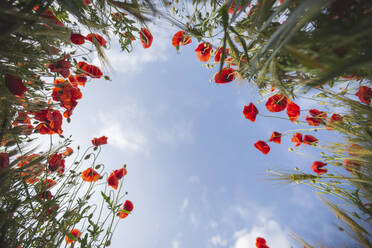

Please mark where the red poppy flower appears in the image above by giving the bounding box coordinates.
[86,33,107,46]
[63,147,73,156]
[195,42,213,62]
[139,28,153,49]
[43,179,57,189]
[65,229,81,244]
[47,109,63,133]
[34,109,63,135]
[243,103,259,122]
[303,135,318,145]
[68,74,87,86]
[0,153,10,170]
[92,136,108,146]
[70,33,86,45]
[48,56,70,78]
[84,0,91,5]
[256,237,269,248]
[48,153,65,174]
[269,132,282,144]
[265,94,288,112]
[214,47,229,62]
[254,140,270,154]
[77,62,103,79]
[107,172,119,189]
[291,133,303,147]
[286,101,300,122]
[355,86,372,105]
[215,67,235,84]
[326,113,343,130]
[81,168,100,182]
[5,74,27,97]
[228,2,242,14]
[119,200,134,219]
[344,159,361,172]
[312,161,327,175]
[40,9,64,27]
[172,31,192,47]
[346,144,361,157]
[114,167,127,179]
[306,109,327,126]
[33,109,48,122]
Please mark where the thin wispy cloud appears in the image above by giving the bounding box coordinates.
[210,235,228,247]
[93,22,172,75]
[180,197,189,213]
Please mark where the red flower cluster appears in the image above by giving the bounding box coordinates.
[243,103,259,122]
[5,74,27,97]
[40,9,64,27]
[214,67,235,84]
[172,31,192,47]
[92,136,108,146]
[355,85,372,105]
[86,33,107,46]
[48,56,71,78]
[256,237,269,248]
[68,74,87,87]
[48,153,65,174]
[52,78,82,118]
[34,109,63,135]
[70,33,86,45]
[140,28,153,48]
[65,229,81,244]
[107,167,127,189]
[291,133,302,147]
[119,200,134,219]
[77,61,103,78]
[214,47,229,62]
[326,113,343,130]
[312,161,327,175]
[306,109,327,126]
[195,42,213,62]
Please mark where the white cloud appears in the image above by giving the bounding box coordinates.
[189,212,199,228]
[209,220,219,229]
[210,235,228,247]
[97,99,194,153]
[98,107,147,152]
[93,22,171,75]
[172,240,180,248]
[180,197,189,212]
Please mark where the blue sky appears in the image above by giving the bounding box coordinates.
[61,23,359,248]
